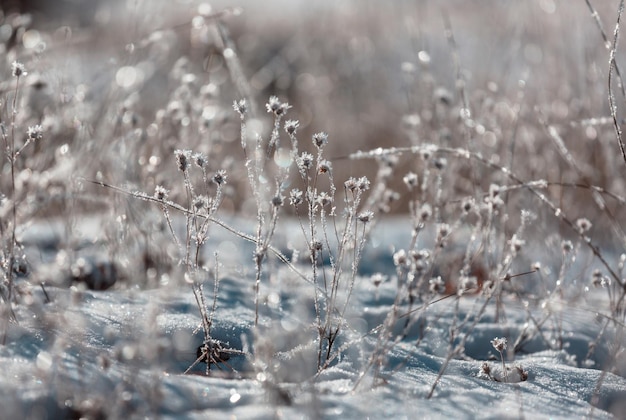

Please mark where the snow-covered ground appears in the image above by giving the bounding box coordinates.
[2,215,624,419]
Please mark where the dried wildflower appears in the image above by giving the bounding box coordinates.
[591,269,606,288]
[420,148,432,161]
[344,177,358,192]
[174,149,192,172]
[371,273,387,287]
[193,152,208,168]
[317,159,332,174]
[289,189,303,206]
[271,194,284,207]
[461,197,475,214]
[11,61,26,77]
[576,218,592,233]
[233,99,247,117]
[509,234,525,254]
[27,124,43,141]
[561,240,573,253]
[212,169,227,185]
[433,157,447,170]
[193,195,209,211]
[357,211,374,223]
[481,362,492,377]
[491,337,507,353]
[296,152,314,172]
[266,96,291,116]
[393,249,408,267]
[357,176,370,191]
[429,276,445,294]
[316,192,332,207]
[403,172,419,190]
[312,132,329,148]
[154,185,169,201]
[419,203,432,222]
[284,119,300,135]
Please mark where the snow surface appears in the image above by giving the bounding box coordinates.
[2,215,626,419]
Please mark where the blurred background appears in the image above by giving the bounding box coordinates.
[0,0,625,238]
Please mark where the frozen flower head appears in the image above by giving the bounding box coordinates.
[154,185,169,201]
[509,234,525,254]
[357,210,374,223]
[344,177,358,192]
[312,132,329,149]
[561,240,573,253]
[419,203,432,222]
[212,169,227,185]
[576,218,592,234]
[289,188,303,206]
[370,273,387,287]
[174,149,192,172]
[403,172,418,190]
[296,152,314,172]
[233,99,247,117]
[429,276,445,294]
[316,191,333,207]
[461,197,475,214]
[393,249,408,267]
[193,195,209,212]
[193,152,208,169]
[27,125,43,141]
[491,337,507,353]
[284,119,300,135]
[265,96,291,116]
[357,176,370,191]
[317,159,332,174]
[433,157,447,170]
[271,194,284,207]
[11,61,26,77]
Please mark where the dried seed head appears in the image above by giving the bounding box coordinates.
[317,159,332,174]
[11,61,26,77]
[316,192,332,207]
[561,240,573,253]
[284,119,300,135]
[297,152,314,172]
[371,273,387,287]
[357,211,374,223]
[434,157,447,170]
[576,218,592,234]
[403,172,419,190]
[429,276,445,294]
[232,99,247,117]
[174,149,191,172]
[193,152,208,168]
[419,203,432,222]
[289,189,303,206]
[393,249,408,267]
[461,197,475,213]
[271,194,284,207]
[154,185,169,201]
[266,96,291,116]
[27,125,43,141]
[491,337,507,353]
[312,132,329,148]
[212,169,227,185]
